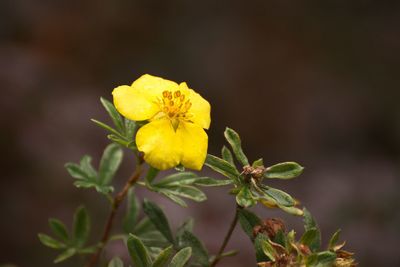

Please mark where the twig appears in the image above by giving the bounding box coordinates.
[85,162,143,267]
[211,204,241,267]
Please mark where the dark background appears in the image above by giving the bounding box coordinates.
[1,0,400,266]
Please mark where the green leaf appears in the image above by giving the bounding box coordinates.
[159,191,188,207]
[302,208,321,252]
[262,187,295,207]
[108,257,124,267]
[38,233,65,249]
[254,234,271,262]
[49,219,69,242]
[193,177,232,187]
[73,206,90,247]
[127,234,152,267]
[107,134,131,147]
[152,246,173,267]
[154,172,197,187]
[237,209,262,240]
[303,208,317,231]
[307,251,336,267]
[100,97,124,133]
[99,143,123,185]
[300,228,320,252]
[123,188,140,233]
[159,186,207,202]
[264,162,304,179]
[65,163,89,180]
[252,158,264,168]
[169,247,192,267]
[224,128,249,166]
[236,186,256,208]
[177,231,209,267]
[54,248,76,263]
[261,240,276,262]
[146,166,160,185]
[125,118,137,139]
[143,200,174,244]
[205,154,240,183]
[176,218,194,238]
[73,180,114,194]
[80,156,97,179]
[91,119,124,138]
[278,205,304,216]
[221,146,234,165]
[328,229,341,250]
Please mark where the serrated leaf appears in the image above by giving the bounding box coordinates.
[221,146,234,165]
[143,200,174,244]
[169,247,192,267]
[262,187,295,207]
[224,128,249,166]
[54,248,76,263]
[205,154,240,183]
[108,257,124,267]
[100,97,124,133]
[127,234,152,267]
[328,229,341,250]
[178,231,209,267]
[123,188,140,233]
[193,177,232,187]
[49,219,69,242]
[154,172,197,187]
[152,246,173,267]
[236,186,256,208]
[73,206,90,247]
[38,233,66,249]
[300,228,320,252]
[237,209,262,240]
[264,162,304,179]
[99,143,123,185]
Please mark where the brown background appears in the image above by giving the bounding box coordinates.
[1,0,400,266]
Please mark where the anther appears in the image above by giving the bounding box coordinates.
[174,91,181,98]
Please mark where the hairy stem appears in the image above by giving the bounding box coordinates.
[85,160,143,267]
[211,205,241,267]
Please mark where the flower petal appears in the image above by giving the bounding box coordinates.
[132,74,179,99]
[176,121,208,170]
[179,82,211,129]
[112,85,160,121]
[136,119,182,170]
[112,75,179,121]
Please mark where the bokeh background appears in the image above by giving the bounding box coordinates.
[1,0,400,266]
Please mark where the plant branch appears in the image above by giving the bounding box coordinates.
[85,159,144,267]
[211,204,241,267]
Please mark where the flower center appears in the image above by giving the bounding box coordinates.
[160,90,192,129]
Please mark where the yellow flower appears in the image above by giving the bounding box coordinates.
[112,74,211,170]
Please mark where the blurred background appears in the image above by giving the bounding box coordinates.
[1,0,400,266]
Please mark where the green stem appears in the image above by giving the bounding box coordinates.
[210,204,241,267]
